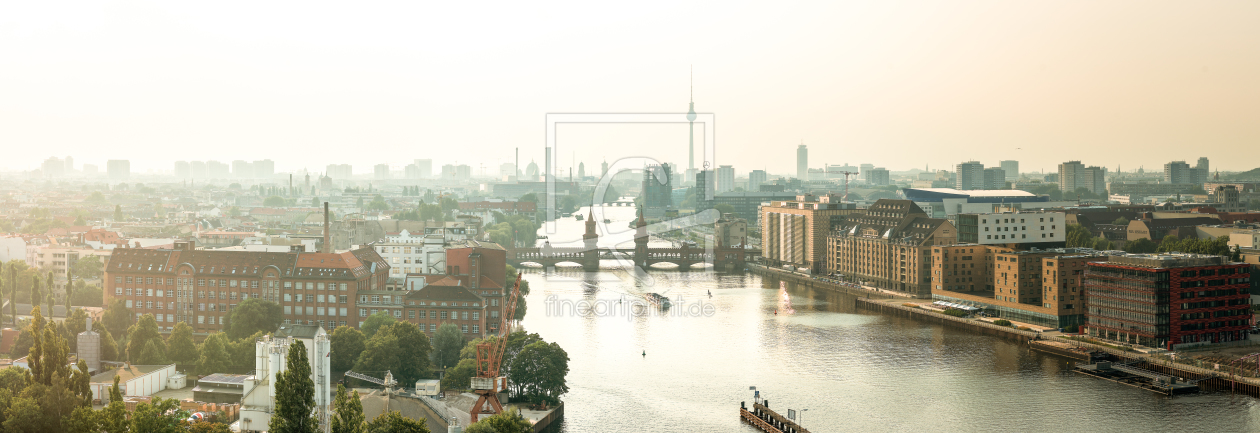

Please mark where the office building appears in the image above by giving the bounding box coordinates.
[253,160,275,179]
[375,164,390,179]
[107,160,130,181]
[326,164,353,180]
[1196,157,1210,174]
[796,144,808,181]
[643,163,674,219]
[828,200,955,297]
[982,167,1006,189]
[1085,253,1251,350]
[716,165,735,193]
[104,241,389,333]
[42,157,65,178]
[174,161,191,178]
[1164,160,1207,186]
[207,161,231,178]
[866,167,890,186]
[902,188,1074,219]
[413,159,433,178]
[1000,160,1019,181]
[932,247,1103,328]
[955,161,984,190]
[232,160,253,179]
[955,212,1065,246]
[1058,161,1106,195]
[761,194,860,273]
[748,170,768,192]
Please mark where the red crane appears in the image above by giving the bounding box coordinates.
[470,272,522,422]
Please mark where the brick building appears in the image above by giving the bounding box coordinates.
[828,199,955,297]
[933,246,1105,328]
[1085,253,1252,350]
[402,285,489,343]
[104,241,389,333]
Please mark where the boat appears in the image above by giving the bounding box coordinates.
[575,214,584,221]
[643,292,671,309]
[603,219,611,224]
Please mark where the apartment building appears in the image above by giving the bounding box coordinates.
[104,241,389,333]
[932,246,1105,328]
[828,199,956,297]
[955,211,1066,246]
[761,194,861,273]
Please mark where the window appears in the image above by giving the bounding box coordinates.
[126,288,133,296]
[473,312,480,320]
[115,288,123,295]
[146,301,153,309]
[126,300,133,308]
[318,283,325,290]
[284,294,292,302]
[393,310,401,318]
[472,325,479,334]
[461,325,468,333]
[430,324,436,332]
[429,311,436,319]
[359,308,367,316]
[284,306,293,314]
[230,280,237,288]
[317,295,326,303]
[339,295,347,304]
[340,308,348,316]
[461,312,469,320]
[115,276,122,283]
[340,283,347,291]
[317,307,325,316]
[306,306,314,315]
[147,289,154,297]
[409,310,416,319]
[297,294,305,302]
[440,311,448,320]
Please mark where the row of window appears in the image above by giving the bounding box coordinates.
[285,306,349,316]
[981,217,1056,224]
[1180,320,1248,331]
[986,233,1057,240]
[117,276,349,291]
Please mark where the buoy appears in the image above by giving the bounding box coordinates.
[642,350,646,357]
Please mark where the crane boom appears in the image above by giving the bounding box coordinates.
[470,272,522,422]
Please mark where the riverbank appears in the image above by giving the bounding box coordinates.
[747,263,908,300]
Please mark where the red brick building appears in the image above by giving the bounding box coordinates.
[402,285,488,344]
[104,240,389,333]
[1085,253,1251,350]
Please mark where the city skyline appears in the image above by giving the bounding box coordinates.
[3,1,1260,173]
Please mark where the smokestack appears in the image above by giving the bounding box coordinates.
[289,174,293,196]
[323,202,330,253]
[515,147,519,179]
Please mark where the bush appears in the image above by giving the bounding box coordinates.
[993,319,1012,327]
[1017,326,1033,331]
[902,303,920,308]
[942,309,967,317]
[1064,324,1080,333]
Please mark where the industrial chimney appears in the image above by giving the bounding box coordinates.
[78,316,101,373]
[323,202,331,253]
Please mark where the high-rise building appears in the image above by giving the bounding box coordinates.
[326,164,353,180]
[207,161,230,178]
[999,160,1019,181]
[374,164,390,179]
[955,161,984,190]
[716,165,735,193]
[796,144,808,181]
[859,163,874,183]
[107,160,130,181]
[189,161,206,178]
[174,161,191,178]
[866,167,890,186]
[762,194,860,273]
[1196,157,1210,173]
[601,160,609,178]
[1059,161,1106,195]
[695,169,714,208]
[232,160,253,179]
[253,160,275,179]
[983,167,1006,189]
[1163,160,1205,185]
[748,170,768,192]
[42,157,64,179]
[578,162,585,179]
[64,156,73,172]
[414,159,433,178]
[643,163,673,218]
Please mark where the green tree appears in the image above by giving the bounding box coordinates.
[70,284,103,308]
[130,397,187,433]
[431,323,463,370]
[388,322,432,385]
[26,307,44,385]
[330,326,366,372]
[66,308,88,337]
[137,340,169,365]
[366,195,390,211]
[264,196,287,207]
[126,314,165,364]
[468,409,531,433]
[64,406,99,433]
[222,298,283,340]
[1111,217,1130,226]
[1064,224,1095,248]
[506,341,569,405]
[102,299,134,340]
[2,397,44,433]
[356,197,365,208]
[331,385,365,433]
[1123,237,1157,254]
[712,203,735,216]
[167,322,198,366]
[113,205,124,221]
[71,255,104,282]
[364,411,430,433]
[360,312,395,339]
[189,422,234,433]
[93,321,120,361]
[1157,234,1182,253]
[440,358,476,392]
[312,197,322,207]
[69,360,92,405]
[196,333,232,375]
[229,331,266,372]
[100,377,128,433]
[87,191,108,205]
[271,340,318,433]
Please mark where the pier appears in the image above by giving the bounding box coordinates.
[739,401,810,433]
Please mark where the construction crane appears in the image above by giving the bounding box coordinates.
[470,273,522,423]
[346,370,398,395]
[837,171,859,201]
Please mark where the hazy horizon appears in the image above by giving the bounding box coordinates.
[3,1,1258,175]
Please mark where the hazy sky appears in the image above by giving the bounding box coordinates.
[2,1,1259,176]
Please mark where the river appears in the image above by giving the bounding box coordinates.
[516,206,1260,432]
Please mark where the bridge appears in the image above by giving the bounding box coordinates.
[508,211,751,271]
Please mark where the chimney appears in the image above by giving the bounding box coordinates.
[323,202,331,253]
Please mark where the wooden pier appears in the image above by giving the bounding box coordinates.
[739,401,810,433]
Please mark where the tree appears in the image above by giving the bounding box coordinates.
[130,397,187,433]
[167,322,198,366]
[2,397,44,433]
[87,191,108,205]
[93,321,120,361]
[366,195,389,211]
[388,322,432,385]
[64,406,98,433]
[440,358,476,392]
[102,299,134,340]
[352,330,400,382]
[1064,224,1095,249]
[468,409,531,433]
[271,340,318,433]
[1111,217,1130,226]
[126,314,165,364]
[229,331,266,372]
[507,341,569,405]
[331,385,365,433]
[66,307,88,336]
[1123,237,1157,254]
[330,326,366,372]
[712,203,735,216]
[26,307,44,385]
[1157,235,1182,253]
[196,333,232,375]
[431,323,463,370]
[70,284,102,308]
[222,299,283,340]
[312,197,322,207]
[360,312,395,339]
[264,196,287,207]
[100,377,128,433]
[113,205,124,221]
[356,197,365,208]
[70,254,103,281]
[364,411,430,433]
[188,422,233,433]
[137,340,169,365]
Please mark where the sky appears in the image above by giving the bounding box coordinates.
[2,1,1259,176]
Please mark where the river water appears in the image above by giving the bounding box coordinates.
[517,206,1260,432]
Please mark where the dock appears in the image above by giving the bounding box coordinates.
[739,401,810,433]
[1075,361,1201,396]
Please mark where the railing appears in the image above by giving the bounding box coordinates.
[416,395,451,424]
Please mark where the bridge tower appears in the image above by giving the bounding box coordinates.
[633,211,648,268]
[583,209,599,271]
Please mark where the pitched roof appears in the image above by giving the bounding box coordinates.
[405,284,484,304]
[107,246,385,279]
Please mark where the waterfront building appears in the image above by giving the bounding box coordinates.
[932,247,1104,328]
[955,211,1066,247]
[104,241,389,333]
[715,213,748,248]
[827,199,955,297]
[643,163,674,219]
[761,194,860,273]
[1085,253,1251,350]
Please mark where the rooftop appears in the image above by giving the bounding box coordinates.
[89,364,174,384]
[1103,253,1230,269]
